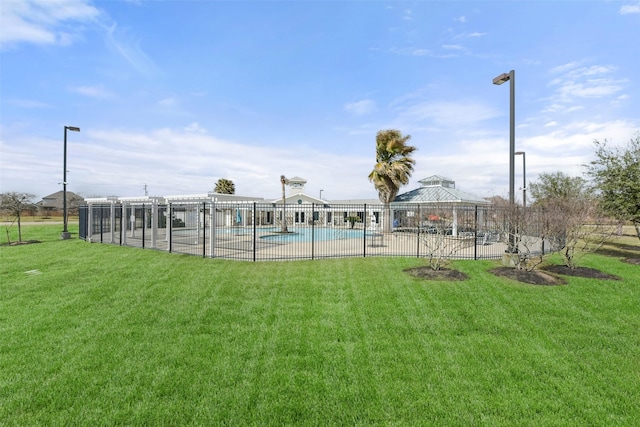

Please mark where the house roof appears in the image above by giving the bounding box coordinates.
[418,175,455,187]
[38,191,84,208]
[271,192,324,205]
[394,177,489,205]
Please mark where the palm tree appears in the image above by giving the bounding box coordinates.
[368,129,417,233]
[280,175,289,232]
[214,178,235,194]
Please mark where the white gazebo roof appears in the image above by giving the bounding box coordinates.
[394,176,489,205]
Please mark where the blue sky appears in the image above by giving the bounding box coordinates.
[1,0,639,201]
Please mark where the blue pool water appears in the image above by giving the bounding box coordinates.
[259,227,377,242]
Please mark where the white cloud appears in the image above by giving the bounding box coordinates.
[185,123,206,133]
[69,85,114,99]
[8,99,52,109]
[0,126,381,200]
[158,97,177,107]
[395,101,501,127]
[344,99,377,116]
[546,62,627,106]
[453,32,487,40]
[620,3,640,14]
[104,23,160,76]
[389,46,431,56]
[2,117,638,203]
[0,0,100,49]
[549,61,582,74]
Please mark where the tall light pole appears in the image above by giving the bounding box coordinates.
[515,151,526,208]
[62,125,80,240]
[493,70,515,206]
[493,70,516,253]
[319,189,324,199]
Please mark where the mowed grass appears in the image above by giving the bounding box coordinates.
[1,225,639,425]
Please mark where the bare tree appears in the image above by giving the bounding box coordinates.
[419,204,475,271]
[1,192,36,243]
[541,197,615,269]
[529,171,616,269]
[492,198,545,271]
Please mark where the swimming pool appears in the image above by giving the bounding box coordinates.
[259,227,377,242]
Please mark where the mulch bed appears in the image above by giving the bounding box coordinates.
[542,265,621,280]
[622,257,640,265]
[404,267,469,281]
[489,267,567,286]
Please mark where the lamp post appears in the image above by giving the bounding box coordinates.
[515,151,526,208]
[319,189,324,199]
[62,125,80,240]
[493,70,515,206]
[493,70,516,253]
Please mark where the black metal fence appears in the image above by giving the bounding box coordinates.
[79,202,546,262]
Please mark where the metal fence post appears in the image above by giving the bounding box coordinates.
[202,202,206,258]
[363,203,367,257]
[209,201,215,259]
[119,205,123,245]
[253,202,257,262]
[474,205,478,260]
[416,204,421,258]
[99,204,104,243]
[311,203,315,260]
[168,203,173,253]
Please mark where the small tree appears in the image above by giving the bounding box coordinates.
[214,178,235,195]
[493,198,545,271]
[542,196,615,269]
[529,171,615,269]
[0,192,36,243]
[346,215,361,229]
[529,172,587,205]
[419,206,475,271]
[585,134,640,240]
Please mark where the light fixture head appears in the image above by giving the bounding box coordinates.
[65,126,81,132]
[514,151,525,155]
[492,73,510,85]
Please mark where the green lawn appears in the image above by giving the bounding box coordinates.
[1,225,639,425]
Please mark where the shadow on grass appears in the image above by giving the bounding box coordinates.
[596,239,640,265]
[0,240,42,247]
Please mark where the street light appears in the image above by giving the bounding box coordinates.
[319,189,324,199]
[515,151,526,208]
[492,70,515,206]
[62,125,80,240]
[493,69,516,253]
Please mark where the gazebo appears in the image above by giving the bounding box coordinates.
[393,175,490,236]
[394,175,490,206]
